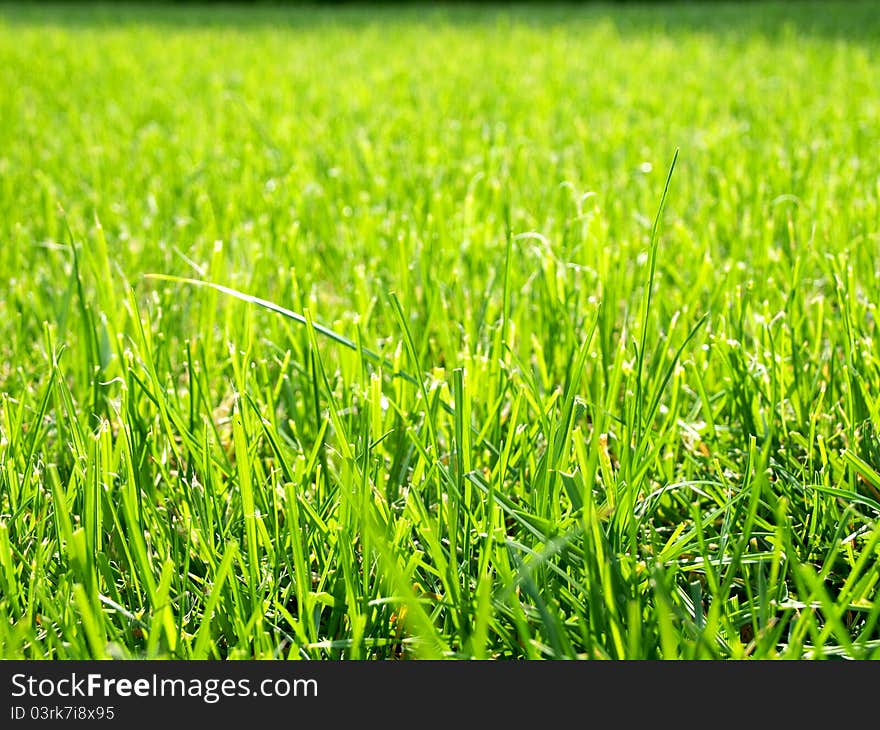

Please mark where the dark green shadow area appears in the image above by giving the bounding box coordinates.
[0,1,879,46]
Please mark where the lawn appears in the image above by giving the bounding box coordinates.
[1,0,880,659]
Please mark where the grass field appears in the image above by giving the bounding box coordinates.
[2,0,880,659]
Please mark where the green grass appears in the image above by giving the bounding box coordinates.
[2,0,880,659]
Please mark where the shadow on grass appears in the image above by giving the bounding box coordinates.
[0,0,878,45]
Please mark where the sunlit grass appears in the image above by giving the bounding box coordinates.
[1,1,880,659]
